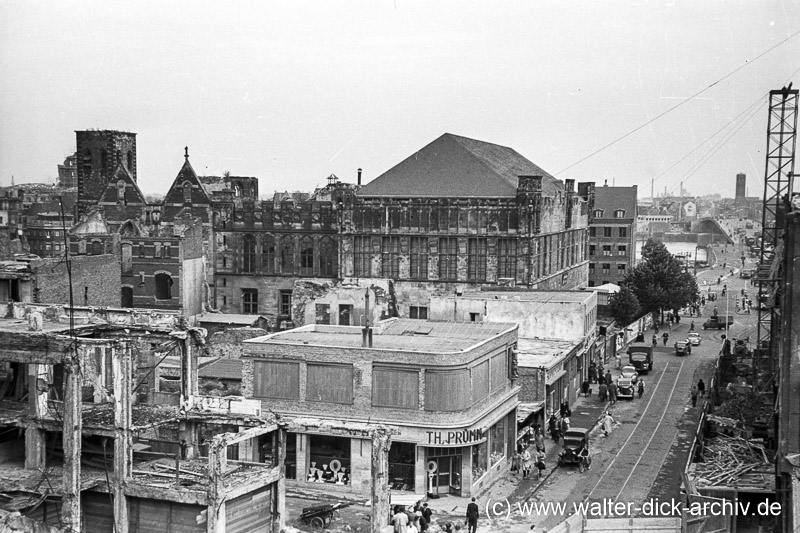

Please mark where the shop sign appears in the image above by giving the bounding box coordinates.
[426,428,484,446]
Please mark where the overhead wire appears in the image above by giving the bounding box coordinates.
[555,28,800,177]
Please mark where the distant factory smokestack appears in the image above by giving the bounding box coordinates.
[357,168,362,186]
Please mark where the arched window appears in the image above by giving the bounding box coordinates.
[242,234,256,273]
[117,180,126,203]
[319,236,337,277]
[262,235,275,274]
[126,151,133,171]
[300,236,314,275]
[155,273,173,300]
[183,182,192,204]
[280,236,294,274]
[91,241,103,255]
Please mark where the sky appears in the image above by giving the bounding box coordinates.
[1,0,799,199]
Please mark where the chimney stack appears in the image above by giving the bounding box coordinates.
[357,168,362,186]
[362,289,373,347]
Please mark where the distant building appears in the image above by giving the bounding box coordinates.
[588,185,638,287]
[58,152,78,188]
[735,172,746,204]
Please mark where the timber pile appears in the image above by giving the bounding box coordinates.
[713,390,770,428]
[692,435,773,489]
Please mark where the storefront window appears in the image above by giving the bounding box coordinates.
[472,440,488,481]
[309,435,351,485]
[388,442,415,492]
[490,418,506,467]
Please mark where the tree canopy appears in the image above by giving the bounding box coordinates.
[607,285,641,325]
[625,238,699,315]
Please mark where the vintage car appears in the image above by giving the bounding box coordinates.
[557,427,590,472]
[620,365,638,383]
[617,378,635,400]
[687,332,702,346]
[675,340,692,356]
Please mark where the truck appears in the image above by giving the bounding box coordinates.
[627,343,653,374]
[703,315,734,330]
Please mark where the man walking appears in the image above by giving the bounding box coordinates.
[697,379,706,397]
[466,497,479,533]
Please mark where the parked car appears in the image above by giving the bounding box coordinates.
[675,340,692,356]
[703,316,734,330]
[558,428,591,472]
[687,332,701,346]
[617,378,635,400]
[620,365,638,383]
[740,268,755,279]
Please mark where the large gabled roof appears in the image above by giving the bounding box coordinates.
[357,133,562,199]
[593,185,638,218]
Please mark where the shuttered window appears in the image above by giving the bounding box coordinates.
[307,364,354,404]
[253,361,299,400]
[472,360,490,402]
[425,369,470,411]
[373,367,419,409]
[490,353,507,391]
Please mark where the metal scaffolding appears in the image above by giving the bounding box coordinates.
[756,87,798,386]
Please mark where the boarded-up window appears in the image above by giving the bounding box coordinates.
[373,367,419,409]
[472,360,489,402]
[490,353,507,391]
[425,370,470,411]
[307,364,353,404]
[253,361,299,400]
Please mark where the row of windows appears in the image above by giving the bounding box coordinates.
[251,354,512,411]
[588,244,628,256]
[588,263,628,275]
[353,205,520,233]
[593,209,626,218]
[82,148,134,173]
[238,235,336,276]
[589,226,628,238]
[224,288,292,316]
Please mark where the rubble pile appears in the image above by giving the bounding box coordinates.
[692,434,773,489]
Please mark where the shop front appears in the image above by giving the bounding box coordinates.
[278,404,517,499]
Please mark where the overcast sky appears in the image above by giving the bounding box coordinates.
[1,1,798,199]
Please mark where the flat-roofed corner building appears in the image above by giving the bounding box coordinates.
[242,318,520,499]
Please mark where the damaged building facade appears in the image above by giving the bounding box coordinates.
[0,302,288,532]
[241,318,520,500]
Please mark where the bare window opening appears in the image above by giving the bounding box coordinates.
[300,236,314,275]
[155,273,173,300]
[117,180,126,203]
[183,181,192,204]
[469,312,481,322]
[101,150,108,169]
[126,150,133,171]
[91,241,103,255]
[121,287,133,308]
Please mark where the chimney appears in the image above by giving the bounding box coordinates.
[357,168,362,186]
[564,179,575,193]
[362,289,373,348]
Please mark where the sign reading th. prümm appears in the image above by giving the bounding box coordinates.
[426,429,484,445]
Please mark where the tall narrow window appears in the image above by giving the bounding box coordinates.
[354,236,371,277]
[183,182,192,204]
[409,237,428,280]
[117,180,126,202]
[300,236,314,275]
[279,290,292,318]
[126,151,133,171]
[154,273,173,300]
[497,239,517,279]
[261,235,275,274]
[101,150,108,169]
[439,237,458,280]
[242,235,256,273]
[280,236,295,273]
[467,238,487,281]
[381,236,401,278]
[242,289,258,314]
[319,236,336,277]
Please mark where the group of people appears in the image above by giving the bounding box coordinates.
[690,379,706,407]
[391,502,433,533]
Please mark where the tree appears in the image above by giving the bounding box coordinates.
[625,239,699,320]
[607,286,641,326]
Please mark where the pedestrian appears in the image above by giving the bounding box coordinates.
[652,333,657,347]
[535,451,547,479]
[421,504,433,528]
[561,414,570,434]
[599,382,607,402]
[662,332,669,346]
[690,321,695,332]
[417,511,429,533]
[393,506,410,533]
[588,362,597,384]
[521,447,531,479]
[511,450,521,476]
[407,517,419,533]
[602,411,614,437]
[697,379,706,397]
[605,370,613,386]
[609,381,617,404]
[552,425,561,444]
[690,385,698,407]
[534,429,546,453]
[582,379,591,397]
[616,353,621,369]
[638,379,645,399]
[466,497,479,533]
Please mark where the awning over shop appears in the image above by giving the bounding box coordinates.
[516,401,544,425]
